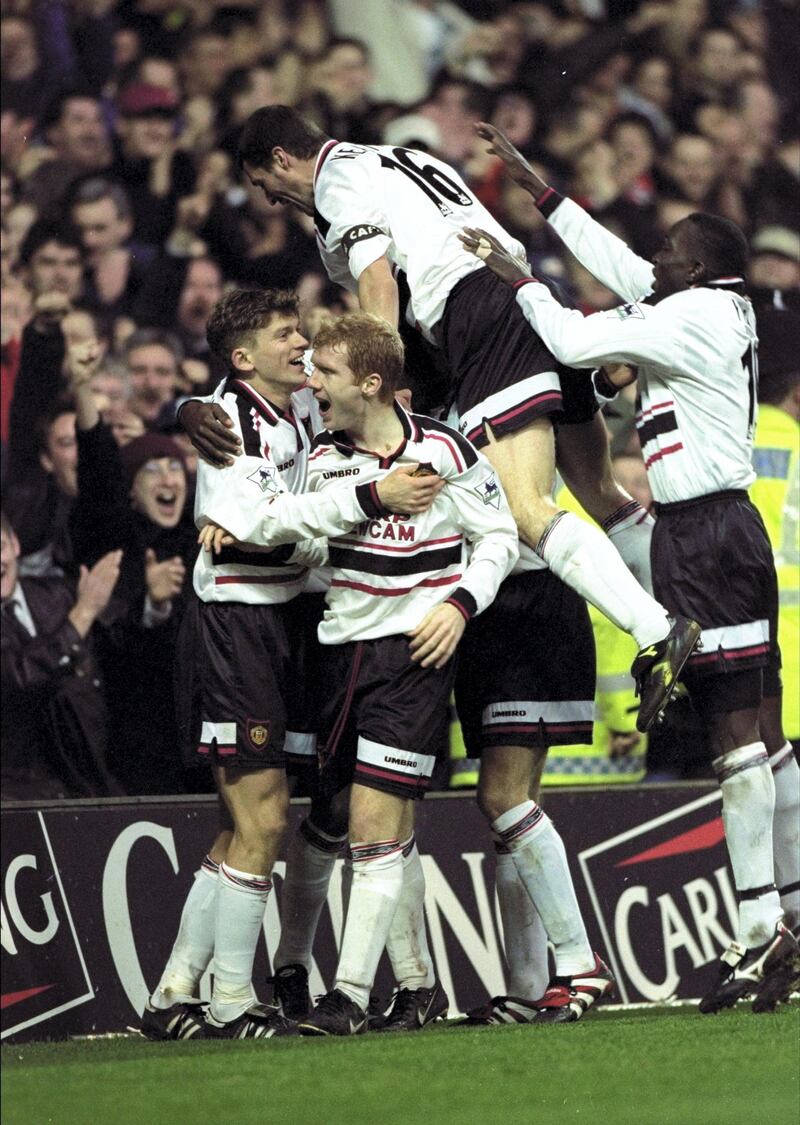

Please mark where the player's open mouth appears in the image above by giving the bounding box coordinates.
[289,356,304,368]
[316,396,332,418]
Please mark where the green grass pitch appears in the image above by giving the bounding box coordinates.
[2,1004,798,1125]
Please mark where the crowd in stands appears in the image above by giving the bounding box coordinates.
[1,0,798,800]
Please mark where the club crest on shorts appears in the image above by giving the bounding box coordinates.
[473,474,501,508]
[247,465,280,495]
[247,720,270,751]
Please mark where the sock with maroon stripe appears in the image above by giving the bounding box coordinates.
[275,819,346,972]
[150,855,219,1010]
[602,500,655,594]
[335,841,404,1011]
[537,510,668,649]
[210,862,271,1023]
[769,742,800,930]
[493,837,549,1000]
[385,835,435,991]
[493,800,593,977]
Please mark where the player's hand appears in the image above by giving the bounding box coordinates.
[459,227,532,286]
[198,523,236,553]
[180,400,241,467]
[145,549,186,603]
[603,363,638,388]
[408,603,466,669]
[376,464,444,514]
[475,122,548,196]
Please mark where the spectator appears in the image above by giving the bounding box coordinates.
[70,176,146,319]
[1,509,122,799]
[68,341,196,794]
[0,13,56,122]
[3,293,81,576]
[123,326,183,429]
[659,131,722,207]
[22,90,112,213]
[748,227,800,296]
[302,37,380,143]
[112,83,196,251]
[19,219,85,302]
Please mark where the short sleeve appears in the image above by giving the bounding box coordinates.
[315,149,393,280]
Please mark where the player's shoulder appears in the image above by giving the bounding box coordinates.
[411,413,480,475]
[318,142,380,187]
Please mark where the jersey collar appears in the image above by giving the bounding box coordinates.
[329,401,419,467]
[231,378,295,428]
[314,139,339,187]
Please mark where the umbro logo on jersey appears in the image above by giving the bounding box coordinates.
[473,475,501,508]
[610,302,644,320]
[247,466,279,495]
[323,467,360,478]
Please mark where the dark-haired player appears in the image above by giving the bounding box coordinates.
[459,122,800,1014]
[225,104,698,732]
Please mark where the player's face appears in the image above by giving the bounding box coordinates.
[244,160,314,216]
[308,343,366,431]
[130,457,187,528]
[652,221,697,298]
[235,314,308,391]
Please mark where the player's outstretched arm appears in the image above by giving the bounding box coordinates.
[199,462,443,547]
[475,121,653,304]
[475,122,548,197]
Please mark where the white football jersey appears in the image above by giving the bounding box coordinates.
[312,139,527,339]
[516,196,759,504]
[305,406,519,643]
[193,380,325,603]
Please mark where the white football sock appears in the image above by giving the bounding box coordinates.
[713,743,782,947]
[537,510,668,648]
[492,801,593,976]
[210,863,271,1023]
[151,855,219,1009]
[275,819,345,972]
[494,839,549,999]
[602,500,655,595]
[335,841,404,1011]
[769,742,800,930]
[385,836,435,991]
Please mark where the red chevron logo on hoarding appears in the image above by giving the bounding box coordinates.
[615,817,725,868]
[1,985,55,1011]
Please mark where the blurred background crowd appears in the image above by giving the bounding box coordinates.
[1,0,798,801]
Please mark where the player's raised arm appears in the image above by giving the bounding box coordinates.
[475,122,654,304]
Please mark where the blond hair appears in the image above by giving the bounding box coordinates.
[313,313,404,402]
